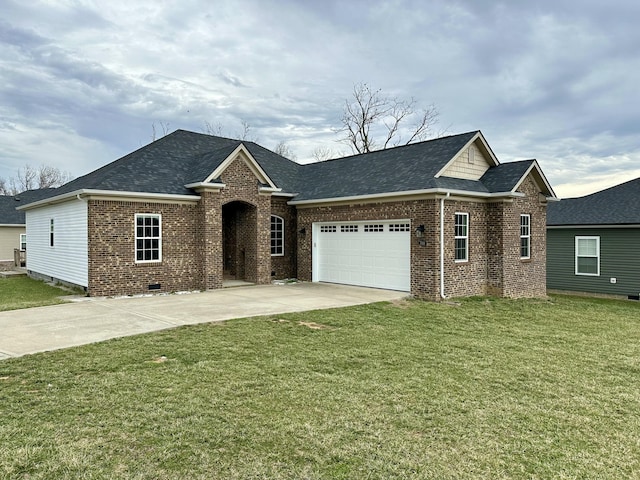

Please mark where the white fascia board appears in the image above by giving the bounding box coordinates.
[272,192,298,198]
[204,144,278,190]
[512,160,557,199]
[288,188,523,206]
[17,189,201,210]
[259,186,283,194]
[0,224,25,227]
[434,131,500,178]
[548,224,640,229]
[184,182,226,191]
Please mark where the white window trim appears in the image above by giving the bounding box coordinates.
[135,213,162,263]
[271,215,284,257]
[454,212,469,263]
[20,233,27,251]
[520,214,531,260]
[575,236,600,276]
[49,218,54,247]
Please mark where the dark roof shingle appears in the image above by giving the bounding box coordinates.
[24,129,546,206]
[292,132,479,201]
[0,189,58,224]
[547,177,640,225]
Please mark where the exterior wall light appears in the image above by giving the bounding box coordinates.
[415,225,425,238]
[299,227,306,235]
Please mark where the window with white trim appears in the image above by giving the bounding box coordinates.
[20,234,26,251]
[271,215,284,256]
[520,214,531,259]
[364,224,384,232]
[49,219,54,247]
[320,225,336,233]
[135,214,161,262]
[389,223,410,232]
[341,225,358,233]
[575,236,599,276]
[454,212,468,262]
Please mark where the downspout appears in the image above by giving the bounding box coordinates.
[440,192,450,299]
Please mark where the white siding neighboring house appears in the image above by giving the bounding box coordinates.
[24,198,88,288]
[0,189,56,267]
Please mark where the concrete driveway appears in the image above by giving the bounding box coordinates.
[0,283,407,359]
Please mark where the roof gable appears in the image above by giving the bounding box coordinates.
[480,159,555,197]
[434,131,499,179]
[203,144,278,190]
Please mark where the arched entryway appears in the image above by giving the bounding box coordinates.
[222,201,258,283]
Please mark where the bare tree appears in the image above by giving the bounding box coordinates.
[37,165,73,188]
[238,120,252,141]
[273,140,297,160]
[15,165,38,191]
[337,82,440,154]
[203,121,224,136]
[0,164,73,195]
[311,146,336,162]
[151,121,171,141]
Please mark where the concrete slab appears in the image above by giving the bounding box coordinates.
[0,283,407,359]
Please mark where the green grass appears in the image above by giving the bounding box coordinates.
[0,277,74,311]
[1,295,640,478]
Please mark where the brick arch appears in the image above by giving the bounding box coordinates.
[222,200,258,282]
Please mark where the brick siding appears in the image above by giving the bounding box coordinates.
[86,155,290,297]
[297,172,548,300]
[86,158,546,300]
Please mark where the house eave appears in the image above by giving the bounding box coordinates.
[17,189,201,210]
[547,223,640,229]
[288,188,523,206]
[0,224,25,227]
[184,182,226,192]
[272,192,298,198]
[259,186,283,194]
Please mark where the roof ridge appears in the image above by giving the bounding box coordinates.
[307,131,480,165]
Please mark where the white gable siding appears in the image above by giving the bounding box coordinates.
[441,143,491,180]
[26,199,88,287]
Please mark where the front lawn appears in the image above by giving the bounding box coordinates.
[1,295,639,478]
[0,277,73,311]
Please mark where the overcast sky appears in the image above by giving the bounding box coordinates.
[2,0,639,198]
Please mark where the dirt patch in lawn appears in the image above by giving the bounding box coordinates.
[298,321,331,330]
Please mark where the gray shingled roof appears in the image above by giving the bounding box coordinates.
[27,129,543,206]
[480,160,535,193]
[292,132,480,201]
[0,189,58,224]
[53,132,245,197]
[547,177,640,226]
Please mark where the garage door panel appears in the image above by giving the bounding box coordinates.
[315,220,410,292]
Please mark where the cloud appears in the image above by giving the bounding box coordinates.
[0,0,638,198]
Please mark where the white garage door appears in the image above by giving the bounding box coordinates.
[313,220,411,292]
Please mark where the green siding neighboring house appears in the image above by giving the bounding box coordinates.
[547,177,640,299]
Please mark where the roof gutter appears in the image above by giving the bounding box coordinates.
[440,192,450,300]
[288,188,523,206]
[16,189,201,211]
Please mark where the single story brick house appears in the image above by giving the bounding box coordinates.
[19,129,556,300]
[547,177,640,299]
